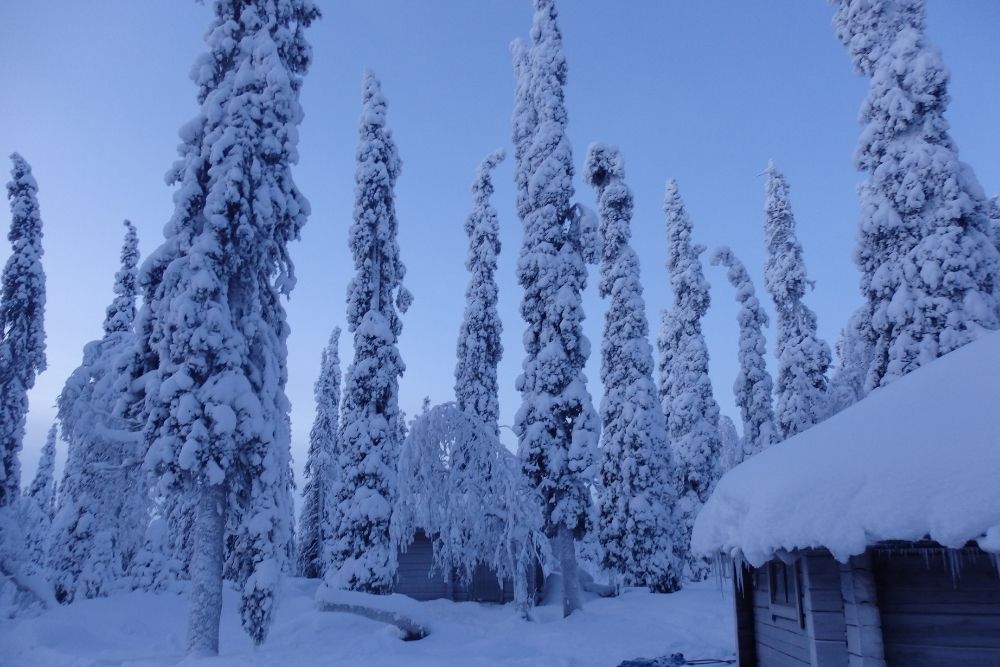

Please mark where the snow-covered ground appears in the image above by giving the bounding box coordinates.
[0,578,734,666]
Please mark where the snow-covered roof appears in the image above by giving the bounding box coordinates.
[692,331,1000,566]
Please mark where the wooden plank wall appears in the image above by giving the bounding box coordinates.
[394,532,450,601]
[873,546,1000,666]
[751,562,812,666]
[840,552,885,666]
[800,551,849,665]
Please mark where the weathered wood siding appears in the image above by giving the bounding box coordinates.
[840,552,885,666]
[800,551,848,666]
[394,531,450,601]
[751,561,811,666]
[873,546,1000,666]
[748,551,848,667]
[394,531,516,603]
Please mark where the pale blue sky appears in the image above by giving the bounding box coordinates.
[1,1,997,486]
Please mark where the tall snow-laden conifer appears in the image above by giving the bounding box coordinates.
[297,327,341,579]
[763,165,832,439]
[25,422,57,522]
[658,180,720,581]
[455,150,504,433]
[127,0,318,653]
[20,422,58,587]
[326,72,411,595]
[833,0,1000,389]
[709,246,776,460]
[0,154,46,510]
[512,0,600,617]
[50,220,144,603]
[585,144,679,593]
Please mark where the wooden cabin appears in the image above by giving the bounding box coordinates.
[393,529,519,603]
[693,332,1000,666]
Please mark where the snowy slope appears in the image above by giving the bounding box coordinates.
[0,578,733,666]
[693,331,1000,566]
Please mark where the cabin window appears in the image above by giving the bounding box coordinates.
[768,560,802,626]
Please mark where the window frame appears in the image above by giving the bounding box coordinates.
[767,559,803,626]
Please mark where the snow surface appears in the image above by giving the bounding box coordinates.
[693,331,1000,566]
[0,578,733,666]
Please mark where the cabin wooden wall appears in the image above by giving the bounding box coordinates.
[394,530,517,603]
[750,560,811,666]
[394,531,451,601]
[747,550,848,666]
[872,546,1000,666]
[840,552,885,666]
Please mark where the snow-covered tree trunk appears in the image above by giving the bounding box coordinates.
[658,180,720,582]
[0,153,46,510]
[709,246,776,460]
[585,144,680,593]
[763,164,831,439]
[455,150,504,434]
[327,72,411,595]
[512,0,599,617]
[833,0,1000,389]
[297,326,341,578]
[187,482,225,656]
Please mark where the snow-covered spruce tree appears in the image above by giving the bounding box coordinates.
[658,180,721,582]
[827,304,875,416]
[25,422,57,522]
[763,165,832,440]
[584,144,679,594]
[0,153,46,511]
[709,246,776,460]
[718,415,741,474]
[296,326,341,579]
[833,0,1000,389]
[19,422,58,588]
[510,39,535,224]
[50,220,144,603]
[127,0,318,653]
[511,0,600,617]
[392,403,548,618]
[455,150,504,433]
[326,72,411,595]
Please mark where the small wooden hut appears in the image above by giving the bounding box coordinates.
[693,332,1000,666]
[393,529,521,603]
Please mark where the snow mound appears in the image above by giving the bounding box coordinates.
[693,331,1000,566]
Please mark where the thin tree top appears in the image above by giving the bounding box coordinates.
[763,162,810,308]
[347,70,411,334]
[103,220,139,336]
[3,152,46,380]
[832,0,923,75]
[466,150,505,261]
[664,179,710,319]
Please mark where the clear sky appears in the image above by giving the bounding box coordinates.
[1,1,997,489]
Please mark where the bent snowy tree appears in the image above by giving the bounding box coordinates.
[392,403,548,618]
